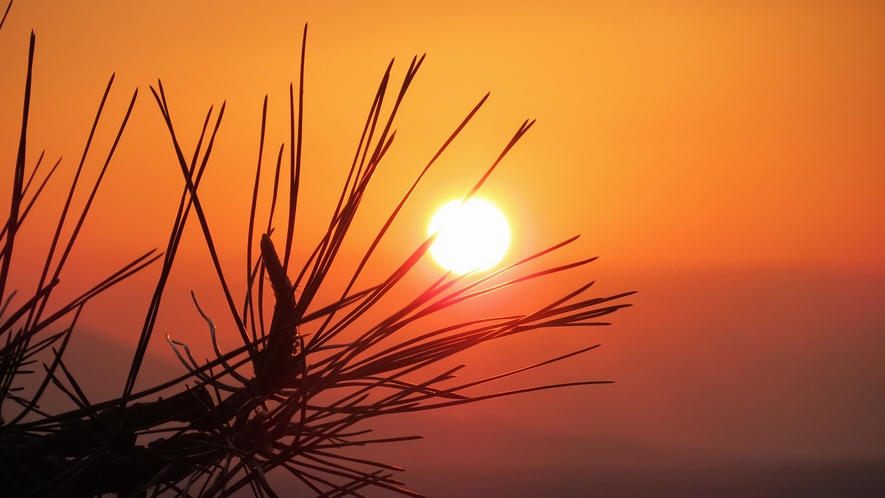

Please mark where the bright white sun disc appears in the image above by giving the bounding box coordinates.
[427,198,510,274]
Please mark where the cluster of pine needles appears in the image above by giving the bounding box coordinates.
[0,5,634,497]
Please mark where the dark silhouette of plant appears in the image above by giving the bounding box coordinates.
[0,4,634,496]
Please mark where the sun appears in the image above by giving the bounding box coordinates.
[427,198,511,274]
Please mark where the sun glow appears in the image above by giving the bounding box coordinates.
[427,198,511,275]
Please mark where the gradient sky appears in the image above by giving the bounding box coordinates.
[1,1,884,496]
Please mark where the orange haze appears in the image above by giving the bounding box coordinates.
[1,1,884,496]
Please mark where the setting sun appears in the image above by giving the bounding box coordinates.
[427,198,510,274]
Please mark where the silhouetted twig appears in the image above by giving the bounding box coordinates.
[0,21,634,498]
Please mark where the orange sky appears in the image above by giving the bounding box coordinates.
[2,1,884,496]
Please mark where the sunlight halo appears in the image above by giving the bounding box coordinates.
[427,198,510,275]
